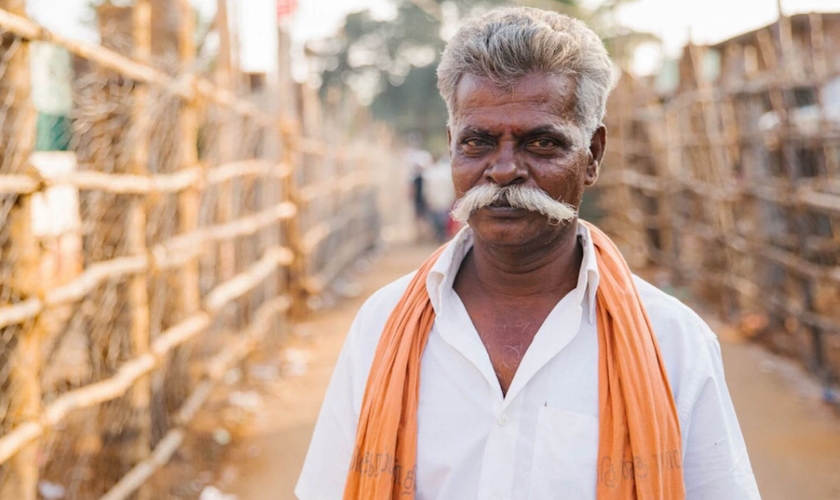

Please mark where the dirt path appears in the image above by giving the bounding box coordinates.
[221,244,435,499]
[222,245,840,500]
[719,337,840,499]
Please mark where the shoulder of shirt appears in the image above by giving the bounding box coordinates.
[630,274,726,411]
[349,271,417,340]
[631,273,718,348]
[361,271,415,312]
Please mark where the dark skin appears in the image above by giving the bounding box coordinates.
[448,73,606,396]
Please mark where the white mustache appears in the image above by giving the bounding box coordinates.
[450,184,578,225]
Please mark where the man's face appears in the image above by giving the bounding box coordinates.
[448,72,604,249]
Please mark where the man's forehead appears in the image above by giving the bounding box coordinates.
[452,74,576,128]
[453,73,577,118]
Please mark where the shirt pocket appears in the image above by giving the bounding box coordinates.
[527,407,599,500]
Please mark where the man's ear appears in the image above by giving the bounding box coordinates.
[447,127,452,148]
[585,125,606,186]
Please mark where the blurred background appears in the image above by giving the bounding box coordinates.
[1,0,840,499]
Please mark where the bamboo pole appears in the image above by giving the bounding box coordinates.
[809,13,840,179]
[0,159,291,196]
[755,18,821,366]
[0,160,296,196]
[660,106,679,274]
[777,13,826,378]
[206,159,291,185]
[215,0,236,283]
[178,0,200,319]
[279,26,310,317]
[281,120,307,317]
[99,294,291,500]
[0,3,389,493]
[3,201,41,500]
[0,201,297,329]
[0,0,39,497]
[128,2,153,497]
[0,245,294,466]
[0,8,272,125]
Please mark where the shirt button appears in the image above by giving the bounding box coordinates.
[496,413,509,426]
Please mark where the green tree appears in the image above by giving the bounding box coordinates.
[308,0,650,154]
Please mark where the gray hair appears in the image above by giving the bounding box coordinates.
[437,7,612,139]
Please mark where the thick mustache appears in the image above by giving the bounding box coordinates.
[450,184,577,225]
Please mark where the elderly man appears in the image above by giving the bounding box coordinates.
[297,7,760,500]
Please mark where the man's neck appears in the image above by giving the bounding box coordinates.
[457,221,584,300]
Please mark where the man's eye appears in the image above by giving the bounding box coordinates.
[530,138,557,149]
[460,138,493,155]
[463,138,489,148]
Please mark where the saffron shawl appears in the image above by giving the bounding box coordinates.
[343,221,685,499]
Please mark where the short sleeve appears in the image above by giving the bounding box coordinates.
[295,312,365,500]
[681,335,762,500]
[294,274,410,500]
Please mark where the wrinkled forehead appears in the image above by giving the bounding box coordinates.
[450,72,585,143]
[452,73,578,122]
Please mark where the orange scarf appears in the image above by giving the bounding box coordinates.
[343,221,685,499]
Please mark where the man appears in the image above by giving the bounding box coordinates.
[297,7,761,500]
[422,155,457,242]
[406,145,434,240]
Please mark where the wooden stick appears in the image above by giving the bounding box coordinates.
[300,220,331,255]
[0,298,41,329]
[178,0,201,322]
[809,13,840,179]
[200,202,297,243]
[768,294,840,334]
[206,160,291,185]
[49,168,198,193]
[297,137,328,157]
[0,200,296,326]
[0,173,39,193]
[4,203,42,500]
[98,429,185,500]
[0,243,294,466]
[99,295,291,500]
[204,246,294,313]
[48,256,148,305]
[0,160,292,196]
[303,234,370,295]
[281,121,307,318]
[127,2,153,493]
[603,173,840,215]
[0,7,274,124]
[0,2,40,497]
[298,170,367,204]
[681,220,840,285]
[152,201,296,269]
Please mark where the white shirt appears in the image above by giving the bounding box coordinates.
[296,225,761,500]
[422,161,456,212]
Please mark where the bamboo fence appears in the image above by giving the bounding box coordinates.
[596,11,840,405]
[0,2,396,499]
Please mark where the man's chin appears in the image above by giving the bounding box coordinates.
[469,214,540,242]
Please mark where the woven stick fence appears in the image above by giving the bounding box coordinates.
[595,11,840,404]
[0,2,396,498]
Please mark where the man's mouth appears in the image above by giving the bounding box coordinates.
[489,195,513,208]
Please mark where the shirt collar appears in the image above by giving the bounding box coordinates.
[427,222,601,324]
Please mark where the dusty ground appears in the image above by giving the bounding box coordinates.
[217,244,840,500]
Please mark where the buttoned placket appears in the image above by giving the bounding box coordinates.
[426,225,597,500]
[434,282,587,500]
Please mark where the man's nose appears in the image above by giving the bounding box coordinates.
[485,143,525,186]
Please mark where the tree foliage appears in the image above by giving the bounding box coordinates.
[307,0,650,153]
